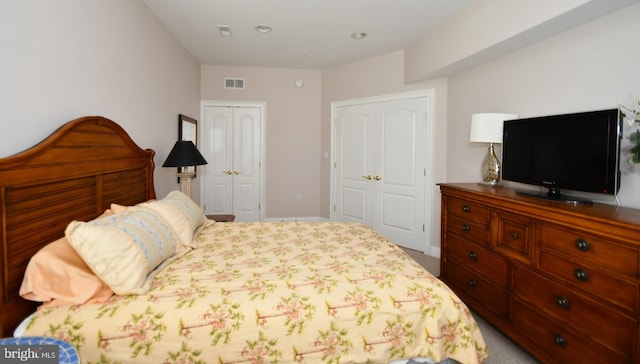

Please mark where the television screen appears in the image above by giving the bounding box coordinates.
[502,109,621,203]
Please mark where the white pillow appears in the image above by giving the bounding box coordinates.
[139,190,208,249]
[65,207,179,295]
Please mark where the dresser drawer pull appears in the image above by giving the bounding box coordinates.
[556,296,570,309]
[468,279,477,288]
[574,268,589,282]
[575,238,590,252]
[509,231,519,240]
[553,334,567,347]
[468,251,478,261]
[462,204,471,213]
[461,224,470,233]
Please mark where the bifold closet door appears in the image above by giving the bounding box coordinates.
[334,97,427,251]
[202,105,261,221]
[334,103,376,225]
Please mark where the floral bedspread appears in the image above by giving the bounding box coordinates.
[23,222,487,363]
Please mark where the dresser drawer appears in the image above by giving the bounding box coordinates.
[446,196,489,224]
[447,234,508,287]
[512,298,629,363]
[540,223,639,277]
[513,267,635,357]
[494,210,535,265]
[539,251,638,311]
[446,259,508,319]
[447,214,490,246]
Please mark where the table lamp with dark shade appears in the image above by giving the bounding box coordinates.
[162,140,207,198]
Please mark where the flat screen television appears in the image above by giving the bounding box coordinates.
[501,108,621,205]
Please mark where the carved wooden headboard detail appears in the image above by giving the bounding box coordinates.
[0,116,156,337]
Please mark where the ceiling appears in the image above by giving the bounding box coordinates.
[143,0,471,69]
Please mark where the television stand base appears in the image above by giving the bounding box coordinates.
[516,190,593,206]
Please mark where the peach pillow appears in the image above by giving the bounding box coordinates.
[109,203,129,214]
[19,236,114,307]
[109,199,155,214]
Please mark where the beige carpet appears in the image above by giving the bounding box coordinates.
[401,248,540,364]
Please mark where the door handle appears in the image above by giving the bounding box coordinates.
[362,175,372,180]
[223,170,232,175]
[374,175,381,181]
[233,170,240,175]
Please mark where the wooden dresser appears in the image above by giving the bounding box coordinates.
[439,183,640,363]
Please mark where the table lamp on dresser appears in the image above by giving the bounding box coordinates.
[469,112,518,185]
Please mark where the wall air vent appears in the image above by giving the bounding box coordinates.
[224,78,245,89]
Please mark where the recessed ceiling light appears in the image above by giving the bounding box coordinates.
[217,25,232,37]
[218,25,232,37]
[350,32,367,40]
[255,24,272,33]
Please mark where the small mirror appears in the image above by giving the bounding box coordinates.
[178,114,198,175]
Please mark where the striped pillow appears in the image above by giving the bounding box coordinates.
[139,190,208,249]
[65,207,179,295]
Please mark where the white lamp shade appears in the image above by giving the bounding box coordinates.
[469,113,519,144]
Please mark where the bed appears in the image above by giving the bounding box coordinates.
[0,116,487,363]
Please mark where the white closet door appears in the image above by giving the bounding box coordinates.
[232,107,261,222]
[202,105,262,221]
[203,106,233,214]
[374,98,426,250]
[334,97,427,251]
[334,103,375,224]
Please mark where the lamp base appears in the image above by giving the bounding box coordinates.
[177,172,195,199]
[480,143,500,185]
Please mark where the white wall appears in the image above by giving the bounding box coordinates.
[404,0,636,81]
[200,65,322,219]
[447,2,640,208]
[0,0,200,200]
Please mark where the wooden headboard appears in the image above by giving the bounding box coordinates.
[0,116,156,337]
